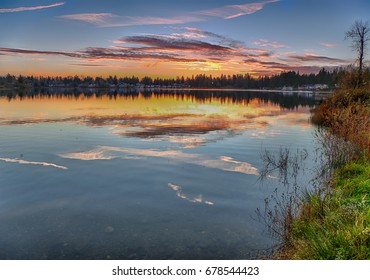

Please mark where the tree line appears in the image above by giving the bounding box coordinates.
[0,67,357,90]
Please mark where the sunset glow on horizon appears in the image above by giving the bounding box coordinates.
[1,0,369,78]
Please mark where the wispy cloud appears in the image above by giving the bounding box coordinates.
[58,13,117,25]
[254,39,288,48]
[58,1,279,27]
[245,58,289,68]
[244,57,335,75]
[58,14,202,27]
[320,42,336,48]
[197,0,279,19]
[0,2,64,13]
[0,47,81,58]
[0,46,202,63]
[58,14,196,27]
[286,53,346,63]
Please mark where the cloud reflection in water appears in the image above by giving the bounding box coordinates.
[0,113,268,148]
[60,146,259,176]
[0,157,68,170]
[168,183,214,205]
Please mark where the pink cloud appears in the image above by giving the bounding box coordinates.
[58,14,201,27]
[320,42,336,47]
[0,2,64,13]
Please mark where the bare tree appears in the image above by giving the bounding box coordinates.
[345,20,370,86]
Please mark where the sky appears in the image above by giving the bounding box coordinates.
[0,0,369,78]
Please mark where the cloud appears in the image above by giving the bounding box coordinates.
[173,27,245,48]
[83,46,205,63]
[286,53,347,63]
[58,13,117,25]
[121,35,232,52]
[320,42,336,48]
[0,42,346,76]
[70,63,106,67]
[254,39,288,48]
[245,59,289,68]
[0,46,204,63]
[243,55,344,75]
[58,14,202,27]
[0,2,64,13]
[31,57,48,61]
[58,1,278,27]
[0,47,81,58]
[112,33,271,63]
[58,14,197,27]
[0,28,271,65]
[197,0,279,19]
[1,21,346,76]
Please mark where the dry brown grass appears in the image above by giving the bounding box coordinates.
[312,86,370,156]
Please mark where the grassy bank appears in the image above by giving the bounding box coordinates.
[277,82,370,259]
[280,161,370,259]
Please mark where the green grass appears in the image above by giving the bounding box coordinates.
[275,74,370,259]
[285,162,370,259]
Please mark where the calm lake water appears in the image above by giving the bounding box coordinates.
[0,90,319,259]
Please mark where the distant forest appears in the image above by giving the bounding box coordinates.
[0,68,355,90]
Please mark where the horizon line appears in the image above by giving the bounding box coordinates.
[0,66,348,80]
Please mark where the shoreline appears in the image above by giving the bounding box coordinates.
[275,84,370,259]
[0,86,333,95]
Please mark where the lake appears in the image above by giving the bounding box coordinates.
[0,90,319,259]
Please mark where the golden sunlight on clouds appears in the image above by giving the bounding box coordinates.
[0,93,281,122]
[0,92,313,150]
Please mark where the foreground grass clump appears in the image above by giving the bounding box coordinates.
[284,161,370,259]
